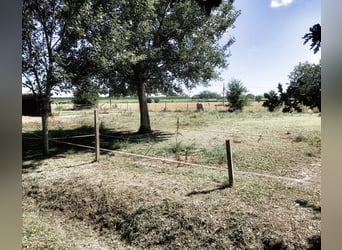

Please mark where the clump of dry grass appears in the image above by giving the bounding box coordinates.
[22,150,320,249]
[23,178,279,249]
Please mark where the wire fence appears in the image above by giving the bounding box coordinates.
[22,109,321,185]
[52,137,319,184]
[51,101,266,113]
[23,133,320,185]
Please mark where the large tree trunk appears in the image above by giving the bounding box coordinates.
[40,97,50,156]
[137,79,152,134]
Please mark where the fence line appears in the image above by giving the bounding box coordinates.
[49,137,319,185]
[23,130,276,143]
[24,111,316,142]
[98,129,291,143]
[99,133,139,140]
[51,134,95,140]
[22,130,42,138]
[23,132,319,171]
[23,133,95,140]
[51,138,96,151]
[51,138,221,170]
[178,127,295,140]
[22,136,41,140]
[22,110,320,185]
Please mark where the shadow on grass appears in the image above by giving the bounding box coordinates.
[307,234,321,250]
[185,184,229,196]
[295,199,321,213]
[22,125,172,169]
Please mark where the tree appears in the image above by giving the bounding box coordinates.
[73,82,99,106]
[73,0,240,133]
[303,23,321,54]
[22,0,89,155]
[193,0,223,15]
[171,0,223,16]
[262,89,282,112]
[255,95,263,103]
[226,79,248,111]
[246,93,255,100]
[263,62,321,113]
[285,62,321,112]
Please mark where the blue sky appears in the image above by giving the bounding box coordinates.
[188,0,321,96]
[24,0,321,97]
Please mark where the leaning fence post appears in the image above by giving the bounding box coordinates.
[225,140,234,187]
[94,109,100,162]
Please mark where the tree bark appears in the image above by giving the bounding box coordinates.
[137,79,152,134]
[40,97,50,156]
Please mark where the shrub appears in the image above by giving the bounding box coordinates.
[262,90,282,112]
[73,82,99,106]
[226,79,248,111]
[255,95,263,103]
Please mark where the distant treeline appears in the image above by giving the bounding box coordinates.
[51,96,227,104]
[51,96,265,105]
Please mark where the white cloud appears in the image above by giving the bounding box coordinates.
[270,0,295,8]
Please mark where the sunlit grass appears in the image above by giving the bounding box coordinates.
[22,108,321,249]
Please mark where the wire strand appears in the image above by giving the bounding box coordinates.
[50,138,319,185]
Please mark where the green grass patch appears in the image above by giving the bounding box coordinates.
[158,142,197,157]
[199,144,226,165]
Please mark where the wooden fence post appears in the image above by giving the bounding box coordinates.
[175,117,180,161]
[225,140,234,187]
[94,109,100,162]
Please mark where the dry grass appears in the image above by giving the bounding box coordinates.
[22,107,321,249]
[51,101,267,113]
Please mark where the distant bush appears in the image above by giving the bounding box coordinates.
[255,95,263,103]
[154,97,160,103]
[192,90,221,99]
[226,79,248,111]
[262,90,282,112]
[73,82,99,106]
[246,93,255,100]
[147,97,153,103]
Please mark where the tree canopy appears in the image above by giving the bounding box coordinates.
[22,0,89,155]
[262,62,321,113]
[69,0,240,132]
[285,62,321,112]
[73,82,99,106]
[262,88,282,112]
[22,0,240,156]
[226,79,248,111]
[192,90,221,99]
[303,23,321,54]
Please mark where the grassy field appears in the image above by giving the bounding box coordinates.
[52,100,267,113]
[22,104,321,249]
[51,96,226,104]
